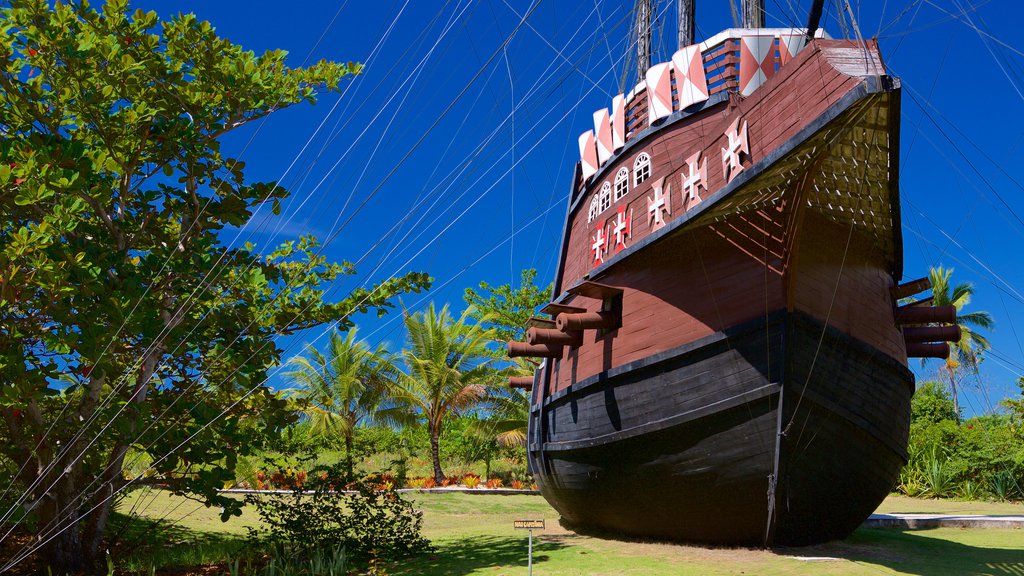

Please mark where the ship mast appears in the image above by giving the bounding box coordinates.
[741,0,764,28]
[805,0,825,40]
[636,0,652,81]
[678,0,695,47]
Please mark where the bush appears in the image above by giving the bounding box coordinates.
[899,383,1024,501]
[246,463,432,564]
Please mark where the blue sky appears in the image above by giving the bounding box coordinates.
[132,0,1024,415]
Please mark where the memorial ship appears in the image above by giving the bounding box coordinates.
[506,0,961,546]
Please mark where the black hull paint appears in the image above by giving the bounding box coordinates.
[527,311,913,546]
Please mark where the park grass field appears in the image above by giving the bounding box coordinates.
[107,490,1024,575]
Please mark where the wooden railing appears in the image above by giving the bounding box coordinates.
[623,34,789,141]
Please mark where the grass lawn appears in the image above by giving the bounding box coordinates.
[114,490,1024,575]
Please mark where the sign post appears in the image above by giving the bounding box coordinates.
[513,519,545,576]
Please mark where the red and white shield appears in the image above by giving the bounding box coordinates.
[645,62,673,123]
[611,94,626,152]
[778,34,807,66]
[593,108,613,166]
[671,45,709,110]
[739,35,776,96]
[578,130,599,180]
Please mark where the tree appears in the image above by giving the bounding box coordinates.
[463,268,551,347]
[911,380,959,425]
[389,304,493,483]
[1000,377,1024,422]
[464,270,548,453]
[0,2,429,571]
[285,329,406,480]
[927,266,994,421]
[468,356,534,447]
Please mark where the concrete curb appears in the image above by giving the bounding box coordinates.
[864,513,1024,529]
[219,491,1023,528]
[220,488,541,496]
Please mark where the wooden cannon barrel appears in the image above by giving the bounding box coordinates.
[507,341,564,359]
[527,327,581,346]
[902,325,961,343]
[905,342,950,359]
[890,276,932,300]
[555,310,619,332]
[509,377,533,390]
[894,304,956,326]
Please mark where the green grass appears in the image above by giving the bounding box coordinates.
[108,489,254,570]
[115,490,1024,575]
[876,494,1024,516]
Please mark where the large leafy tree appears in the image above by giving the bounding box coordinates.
[285,329,406,480]
[927,266,994,421]
[463,269,548,452]
[390,304,493,483]
[463,268,550,347]
[0,1,429,571]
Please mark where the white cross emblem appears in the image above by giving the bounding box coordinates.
[611,207,631,252]
[591,228,607,263]
[721,117,749,183]
[646,178,671,231]
[681,150,707,202]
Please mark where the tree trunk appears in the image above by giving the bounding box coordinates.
[344,434,354,482]
[37,473,103,574]
[429,427,445,483]
[949,371,961,424]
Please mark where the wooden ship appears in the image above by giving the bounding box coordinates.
[507,0,961,546]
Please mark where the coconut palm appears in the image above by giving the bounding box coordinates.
[285,328,403,479]
[469,357,536,448]
[390,303,495,483]
[928,266,994,420]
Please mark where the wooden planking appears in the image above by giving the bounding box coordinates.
[553,220,786,393]
[774,311,912,543]
[562,40,870,287]
[791,210,906,361]
[529,309,914,546]
[549,40,899,392]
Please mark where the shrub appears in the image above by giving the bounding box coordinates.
[406,477,427,489]
[990,471,1017,501]
[485,478,503,489]
[510,480,526,490]
[959,479,981,500]
[246,463,432,564]
[463,474,481,489]
[920,444,954,498]
[422,477,437,489]
[251,544,347,576]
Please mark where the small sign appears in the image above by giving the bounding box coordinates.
[514,519,545,530]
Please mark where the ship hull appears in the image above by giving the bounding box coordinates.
[528,311,912,545]
[527,37,914,547]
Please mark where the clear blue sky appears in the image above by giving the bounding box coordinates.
[133,0,1024,415]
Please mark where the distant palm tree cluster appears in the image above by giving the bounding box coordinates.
[284,303,531,483]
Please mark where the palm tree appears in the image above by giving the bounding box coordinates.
[390,303,494,483]
[470,357,535,448]
[928,266,994,421]
[285,328,403,479]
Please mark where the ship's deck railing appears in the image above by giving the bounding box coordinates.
[623,28,826,142]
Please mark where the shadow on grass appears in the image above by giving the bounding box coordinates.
[108,510,252,570]
[781,528,1024,576]
[391,534,570,576]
